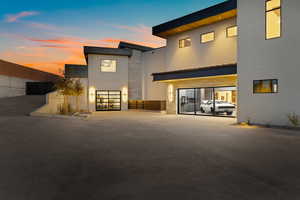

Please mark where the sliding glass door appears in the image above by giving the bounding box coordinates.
[178,87,237,117]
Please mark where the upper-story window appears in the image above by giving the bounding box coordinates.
[179,38,191,48]
[100,60,117,72]
[253,79,278,93]
[226,26,238,37]
[266,0,281,40]
[201,32,215,43]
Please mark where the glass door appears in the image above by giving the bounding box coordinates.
[178,89,196,115]
[196,88,215,116]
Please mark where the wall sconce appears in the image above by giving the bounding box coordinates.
[89,87,96,103]
[168,84,174,103]
[122,87,128,103]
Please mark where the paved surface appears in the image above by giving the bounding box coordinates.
[0,96,300,200]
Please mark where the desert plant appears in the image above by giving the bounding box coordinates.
[73,80,84,112]
[287,113,300,127]
[55,78,74,114]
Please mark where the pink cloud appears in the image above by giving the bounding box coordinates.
[5,11,39,23]
[28,22,58,31]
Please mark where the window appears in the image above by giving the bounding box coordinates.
[266,0,281,39]
[226,26,238,37]
[253,79,278,93]
[179,38,191,48]
[201,32,215,43]
[100,60,117,72]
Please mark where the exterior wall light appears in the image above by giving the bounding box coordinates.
[168,84,174,103]
[89,87,96,103]
[122,87,128,103]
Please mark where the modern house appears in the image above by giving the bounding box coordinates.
[65,0,298,126]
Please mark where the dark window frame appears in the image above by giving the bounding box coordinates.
[179,37,191,48]
[200,31,215,43]
[96,90,122,111]
[177,86,237,118]
[253,79,279,94]
[226,25,238,38]
[265,0,282,40]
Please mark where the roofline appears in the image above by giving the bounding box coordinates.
[118,41,154,52]
[152,63,237,82]
[84,46,132,63]
[152,0,237,38]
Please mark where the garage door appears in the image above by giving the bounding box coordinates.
[96,90,121,111]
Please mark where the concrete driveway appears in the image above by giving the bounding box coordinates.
[0,96,300,200]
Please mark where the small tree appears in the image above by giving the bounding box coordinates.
[73,80,84,112]
[55,78,74,114]
[287,113,300,127]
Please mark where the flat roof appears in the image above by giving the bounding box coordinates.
[0,59,61,82]
[153,0,237,38]
[65,64,88,78]
[152,64,237,82]
[118,42,154,52]
[84,46,132,57]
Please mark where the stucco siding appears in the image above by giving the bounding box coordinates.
[237,0,300,126]
[128,50,143,100]
[0,74,36,98]
[165,17,237,72]
[88,54,129,112]
[142,47,167,101]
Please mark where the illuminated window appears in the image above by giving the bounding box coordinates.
[253,79,278,93]
[226,26,238,37]
[179,38,191,48]
[201,32,215,43]
[266,0,281,40]
[100,60,117,72]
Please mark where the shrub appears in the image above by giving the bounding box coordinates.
[287,113,300,127]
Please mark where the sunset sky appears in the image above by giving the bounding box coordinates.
[0,0,225,75]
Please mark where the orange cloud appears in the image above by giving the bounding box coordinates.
[0,23,166,75]
[5,11,39,23]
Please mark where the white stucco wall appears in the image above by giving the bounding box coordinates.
[88,54,129,112]
[0,74,35,98]
[128,50,143,100]
[165,17,237,71]
[142,47,167,101]
[238,0,300,126]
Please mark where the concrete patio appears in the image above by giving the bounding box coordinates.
[0,96,300,199]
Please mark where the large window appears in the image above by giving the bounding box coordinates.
[178,87,237,117]
[179,38,191,48]
[200,32,215,43]
[226,26,238,37]
[253,79,278,93]
[266,0,281,40]
[100,60,117,72]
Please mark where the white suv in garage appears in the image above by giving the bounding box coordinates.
[200,100,236,115]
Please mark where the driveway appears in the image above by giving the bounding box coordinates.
[0,96,300,199]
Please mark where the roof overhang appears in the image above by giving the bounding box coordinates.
[152,64,237,82]
[84,46,132,63]
[153,0,237,38]
[65,64,88,78]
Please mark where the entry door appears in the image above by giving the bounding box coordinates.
[96,90,121,111]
